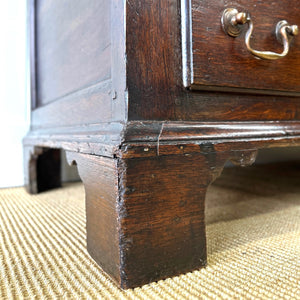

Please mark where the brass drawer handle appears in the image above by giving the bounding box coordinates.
[221,8,299,60]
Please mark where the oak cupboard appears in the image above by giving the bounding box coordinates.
[24,0,300,289]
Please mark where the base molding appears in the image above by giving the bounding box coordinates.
[23,121,300,158]
[23,120,300,288]
[124,120,300,142]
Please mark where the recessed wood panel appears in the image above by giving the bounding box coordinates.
[183,0,300,94]
[35,0,111,106]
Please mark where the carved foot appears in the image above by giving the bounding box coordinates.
[66,150,237,289]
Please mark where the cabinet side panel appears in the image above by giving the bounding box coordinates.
[35,0,111,106]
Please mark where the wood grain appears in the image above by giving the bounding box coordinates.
[126,0,300,121]
[24,120,300,159]
[122,121,300,143]
[24,127,300,288]
[118,154,216,288]
[175,92,300,121]
[126,0,181,120]
[23,122,123,158]
[187,0,300,93]
[24,0,300,290]
[66,152,121,284]
[65,151,232,288]
[118,121,300,159]
[35,0,111,106]
[31,80,112,129]
[61,144,269,288]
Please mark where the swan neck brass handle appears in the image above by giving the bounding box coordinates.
[221,8,299,60]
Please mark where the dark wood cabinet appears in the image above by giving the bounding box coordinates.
[24,0,300,289]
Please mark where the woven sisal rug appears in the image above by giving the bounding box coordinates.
[0,163,299,299]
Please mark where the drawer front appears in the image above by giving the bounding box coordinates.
[182,0,300,95]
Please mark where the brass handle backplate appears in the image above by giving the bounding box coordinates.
[221,8,299,60]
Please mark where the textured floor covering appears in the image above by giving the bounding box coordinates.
[0,163,299,299]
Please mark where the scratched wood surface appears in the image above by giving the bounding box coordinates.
[63,151,231,288]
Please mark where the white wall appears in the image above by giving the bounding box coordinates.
[0,1,29,188]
